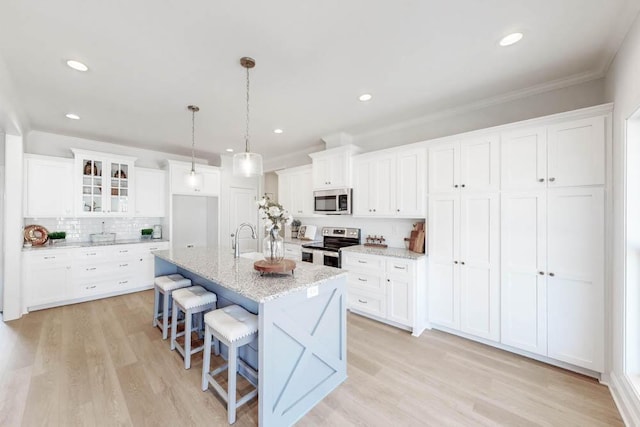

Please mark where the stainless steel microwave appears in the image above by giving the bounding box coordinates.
[313,188,352,215]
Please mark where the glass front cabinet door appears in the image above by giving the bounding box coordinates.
[72,149,136,216]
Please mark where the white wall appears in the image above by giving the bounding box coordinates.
[604,9,640,425]
[3,134,23,320]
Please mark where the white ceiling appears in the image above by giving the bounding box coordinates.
[0,0,638,166]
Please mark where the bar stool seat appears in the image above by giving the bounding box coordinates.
[202,305,258,425]
[170,286,217,369]
[153,274,192,340]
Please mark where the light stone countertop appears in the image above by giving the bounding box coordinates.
[341,244,426,260]
[22,238,169,251]
[283,237,321,245]
[154,246,346,304]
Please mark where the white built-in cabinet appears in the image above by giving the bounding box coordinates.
[134,167,166,217]
[23,154,74,217]
[344,251,427,336]
[429,134,499,194]
[353,146,426,218]
[501,188,604,372]
[23,241,170,311]
[167,160,220,196]
[71,149,136,216]
[501,116,605,190]
[276,165,313,217]
[309,145,360,190]
[428,192,500,341]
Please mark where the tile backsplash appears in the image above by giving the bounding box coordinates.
[24,217,163,242]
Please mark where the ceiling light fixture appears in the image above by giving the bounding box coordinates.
[65,113,80,120]
[359,93,372,102]
[66,60,89,72]
[499,32,523,47]
[226,148,234,152]
[233,57,263,177]
[186,105,200,187]
[274,129,283,134]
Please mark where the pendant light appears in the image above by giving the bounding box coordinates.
[186,105,200,187]
[233,57,263,177]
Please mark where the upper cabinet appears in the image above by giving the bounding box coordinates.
[501,116,605,190]
[71,149,136,216]
[428,135,499,194]
[276,165,313,217]
[309,145,360,190]
[166,160,220,196]
[353,146,426,218]
[134,168,166,217]
[24,154,74,217]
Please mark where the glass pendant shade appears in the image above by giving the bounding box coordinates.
[233,151,263,177]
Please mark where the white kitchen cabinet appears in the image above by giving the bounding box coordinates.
[428,192,500,341]
[353,146,426,218]
[428,135,499,194]
[23,154,74,217]
[284,243,302,261]
[309,145,360,190]
[276,165,313,217]
[344,251,427,336]
[166,160,220,196]
[501,188,604,372]
[501,116,605,190]
[23,250,73,309]
[134,168,166,217]
[71,149,136,216]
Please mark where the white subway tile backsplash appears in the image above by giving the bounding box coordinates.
[24,217,163,242]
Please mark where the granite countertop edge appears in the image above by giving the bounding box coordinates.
[341,244,426,260]
[22,238,170,252]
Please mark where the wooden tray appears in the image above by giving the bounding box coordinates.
[254,259,296,275]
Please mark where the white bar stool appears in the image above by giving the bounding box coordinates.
[153,274,192,340]
[201,305,259,425]
[170,286,217,369]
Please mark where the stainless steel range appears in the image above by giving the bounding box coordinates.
[301,227,361,268]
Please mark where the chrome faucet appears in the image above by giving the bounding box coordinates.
[232,223,257,258]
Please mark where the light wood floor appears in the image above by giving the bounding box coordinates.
[0,290,623,426]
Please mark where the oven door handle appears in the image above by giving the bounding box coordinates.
[323,251,339,258]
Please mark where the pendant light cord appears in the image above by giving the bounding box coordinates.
[191,107,196,172]
[245,65,251,153]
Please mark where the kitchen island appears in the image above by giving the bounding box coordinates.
[154,247,348,426]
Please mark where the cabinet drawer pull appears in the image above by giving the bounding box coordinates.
[538,178,545,182]
[549,272,555,277]
[86,252,97,256]
[549,177,556,182]
[539,271,545,275]
[86,267,97,271]
[393,265,406,270]
[44,256,56,260]
[86,285,97,290]
[357,278,367,282]
[149,247,158,251]
[119,250,128,254]
[119,280,128,285]
[357,260,367,264]
[357,299,367,304]
[119,263,128,267]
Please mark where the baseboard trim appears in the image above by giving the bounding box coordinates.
[610,372,640,426]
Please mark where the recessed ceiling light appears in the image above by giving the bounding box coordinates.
[65,113,80,120]
[359,93,372,102]
[66,60,89,72]
[274,129,283,134]
[225,148,234,152]
[499,32,523,47]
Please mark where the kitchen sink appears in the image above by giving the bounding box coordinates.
[89,232,116,244]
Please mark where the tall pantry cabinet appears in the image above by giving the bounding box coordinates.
[500,115,606,372]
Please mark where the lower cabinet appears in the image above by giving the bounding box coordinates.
[343,251,427,336]
[23,241,170,311]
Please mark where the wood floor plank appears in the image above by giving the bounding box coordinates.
[0,291,624,426]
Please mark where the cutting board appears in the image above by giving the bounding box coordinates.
[405,223,425,253]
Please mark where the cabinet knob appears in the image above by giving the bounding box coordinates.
[549,272,555,277]
[397,209,400,212]
[461,184,466,188]
[549,177,556,182]
[369,209,372,212]
[461,261,465,265]
[539,271,545,275]
[373,209,376,212]
[538,178,545,182]
[454,261,458,264]
[387,279,390,282]
[454,184,459,188]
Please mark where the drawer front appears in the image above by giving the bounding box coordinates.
[343,253,385,273]
[73,261,113,280]
[348,290,386,318]
[77,279,115,296]
[347,271,384,293]
[76,248,108,260]
[386,259,413,278]
[113,245,138,258]
[143,242,170,253]
[24,251,72,266]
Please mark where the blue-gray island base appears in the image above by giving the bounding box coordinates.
[154,247,348,426]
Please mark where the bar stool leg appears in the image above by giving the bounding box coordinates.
[152,287,160,327]
[170,301,179,351]
[184,309,192,369]
[163,291,171,340]
[202,325,212,391]
[228,343,238,424]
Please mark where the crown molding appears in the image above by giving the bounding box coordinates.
[355,68,605,141]
[263,142,324,172]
